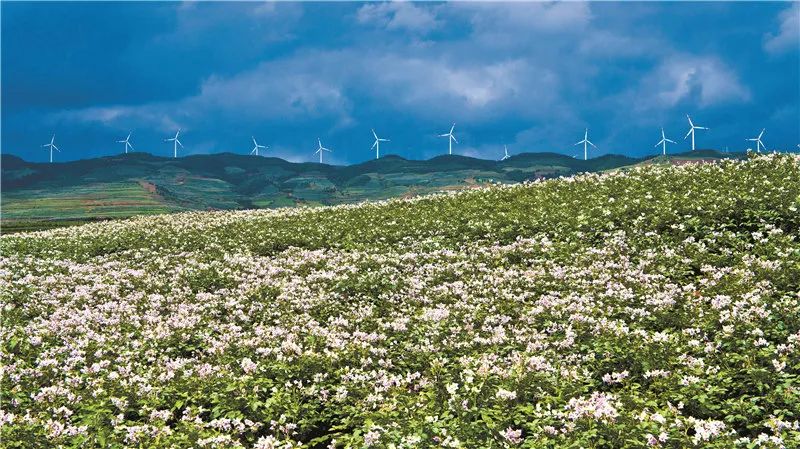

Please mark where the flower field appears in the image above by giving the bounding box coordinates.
[2,154,800,448]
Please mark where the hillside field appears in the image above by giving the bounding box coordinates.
[1,154,799,448]
[0,150,740,233]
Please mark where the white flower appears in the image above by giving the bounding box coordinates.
[566,392,619,422]
[254,435,279,449]
[241,357,258,374]
[496,388,517,401]
[772,359,786,372]
[446,383,459,395]
[691,419,726,444]
[363,429,381,447]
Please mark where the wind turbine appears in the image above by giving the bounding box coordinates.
[654,127,676,156]
[501,145,510,161]
[371,129,389,160]
[747,129,766,153]
[684,115,708,151]
[315,138,332,163]
[117,132,134,154]
[574,128,596,161]
[42,134,60,163]
[251,137,267,156]
[165,130,183,158]
[438,123,458,155]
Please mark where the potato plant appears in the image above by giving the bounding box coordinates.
[2,154,799,448]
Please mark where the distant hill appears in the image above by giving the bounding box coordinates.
[0,150,742,231]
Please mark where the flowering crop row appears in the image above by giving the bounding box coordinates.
[2,154,799,448]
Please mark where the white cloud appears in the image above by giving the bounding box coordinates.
[193,58,352,123]
[58,45,567,137]
[578,30,659,59]
[370,57,513,107]
[57,51,355,132]
[458,2,591,34]
[159,2,303,46]
[764,3,800,54]
[356,2,440,34]
[638,55,750,108]
[57,104,182,133]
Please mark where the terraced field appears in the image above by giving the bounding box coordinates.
[1,182,177,220]
[4,151,740,232]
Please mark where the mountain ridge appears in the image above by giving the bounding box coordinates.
[1,149,742,231]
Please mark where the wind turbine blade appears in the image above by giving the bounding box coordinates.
[654,141,661,148]
[372,129,378,140]
[129,143,134,150]
[53,145,60,151]
[438,133,449,137]
[684,129,692,139]
[452,136,458,144]
[687,115,694,127]
[176,140,183,147]
[666,139,676,144]
[371,141,377,149]
[758,129,765,139]
[588,141,597,148]
[450,123,455,134]
[697,126,709,130]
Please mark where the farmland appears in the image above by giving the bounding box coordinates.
[1,154,799,448]
[1,151,740,233]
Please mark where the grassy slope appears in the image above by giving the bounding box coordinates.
[2,155,799,448]
[2,151,741,231]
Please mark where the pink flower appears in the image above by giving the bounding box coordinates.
[502,427,522,444]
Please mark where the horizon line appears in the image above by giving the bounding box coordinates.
[2,148,753,167]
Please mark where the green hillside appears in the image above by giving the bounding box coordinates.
[2,154,798,448]
[1,150,741,232]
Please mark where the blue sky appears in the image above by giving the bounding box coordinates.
[3,1,799,164]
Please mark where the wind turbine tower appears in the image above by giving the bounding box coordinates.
[315,138,332,163]
[251,137,267,156]
[438,123,458,155]
[684,115,709,151]
[371,129,389,160]
[117,132,134,154]
[574,128,596,161]
[42,134,60,163]
[747,129,766,153]
[501,145,510,161]
[655,128,676,156]
[165,130,183,158]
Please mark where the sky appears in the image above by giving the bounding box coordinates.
[2,1,799,164]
